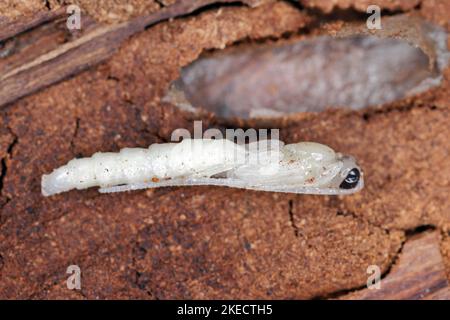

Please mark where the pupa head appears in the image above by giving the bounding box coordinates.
[328,154,364,193]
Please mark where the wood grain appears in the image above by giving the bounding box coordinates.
[0,7,67,42]
[0,0,267,109]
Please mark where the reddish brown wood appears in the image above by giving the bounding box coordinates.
[341,231,450,300]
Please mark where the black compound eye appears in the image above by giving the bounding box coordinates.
[339,168,360,189]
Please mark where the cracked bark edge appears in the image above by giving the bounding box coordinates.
[288,196,404,299]
[297,0,422,14]
[438,230,450,288]
[0,0,268,109]
[286,196,450,300]
[0,125,18,211]
[0,7,67,42]
[337,229,450,300]
[133,237,157,300]
[311,236,406,299]
[69,117,81,154]
[0,121,21,232]
[0,159,7,204]
[309,226,441,299]
[287,199,299,237]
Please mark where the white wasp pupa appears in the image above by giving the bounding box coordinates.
[41,139,364,196]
